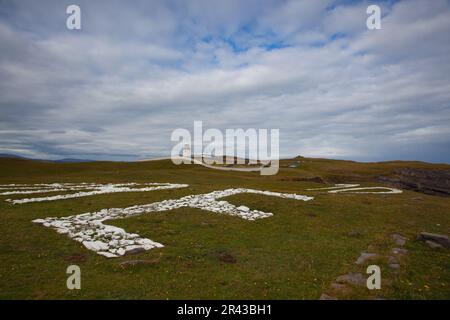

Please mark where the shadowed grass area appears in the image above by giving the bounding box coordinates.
[0,157,449,299]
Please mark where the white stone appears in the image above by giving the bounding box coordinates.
[98,251,118,258]
[307,184,402,194]
[108,240,119,247]
[83,241,108,252]
[6,182,189,204]
[32,186,315,258]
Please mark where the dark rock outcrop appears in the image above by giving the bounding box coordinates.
[378,168,450,196]
[417,232,450,249]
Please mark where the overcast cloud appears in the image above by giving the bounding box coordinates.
[1,0,450,162]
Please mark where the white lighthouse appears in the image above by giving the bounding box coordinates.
[182,144,191,158]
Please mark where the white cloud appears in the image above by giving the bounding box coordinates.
[0,0,449,163]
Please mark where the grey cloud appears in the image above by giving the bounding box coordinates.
[0,0,449,163]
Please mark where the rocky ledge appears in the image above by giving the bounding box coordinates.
[378,168,450,197]
[417,232,450,249]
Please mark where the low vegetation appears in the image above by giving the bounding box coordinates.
[0,157,448,299]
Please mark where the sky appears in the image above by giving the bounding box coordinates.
[0,0,450,162]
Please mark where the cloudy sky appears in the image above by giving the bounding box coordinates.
[1,0,449,162]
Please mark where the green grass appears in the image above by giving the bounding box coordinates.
[0,157,449,299]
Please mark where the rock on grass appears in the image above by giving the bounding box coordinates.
[417,232,450,249]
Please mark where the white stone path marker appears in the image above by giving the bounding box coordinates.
[307,184,402,194]
[3,182,402,258]
[2,183,189,204]
[31,188,314,258]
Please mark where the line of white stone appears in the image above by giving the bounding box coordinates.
[0,182,160,190]
[0,183,98,187]
[307,184,360,190]
[328,186,403,194]
[307,184,402,194]
[5,183,189,204]
[1,187,88,195]
[32,188,314,258]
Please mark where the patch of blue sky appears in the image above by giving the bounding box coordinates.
[330,32,348,41]
[308,41,327,48]
[261,41,291,51]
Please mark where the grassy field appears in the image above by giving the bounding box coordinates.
[0,157,449,299]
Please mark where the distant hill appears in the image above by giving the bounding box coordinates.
[0,153,27,159]
[54,158,95,163]
[0,154,94,163]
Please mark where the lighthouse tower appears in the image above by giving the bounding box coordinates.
[182,144,191,158]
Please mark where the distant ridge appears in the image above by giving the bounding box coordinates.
[53,158,95,163]
[0,153,27,159]
[0,153,95,163]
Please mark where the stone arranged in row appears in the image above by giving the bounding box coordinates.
[307,184,402,194]
[0,183,142,194]
[33,188,314,258]
[4,182,189,204]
